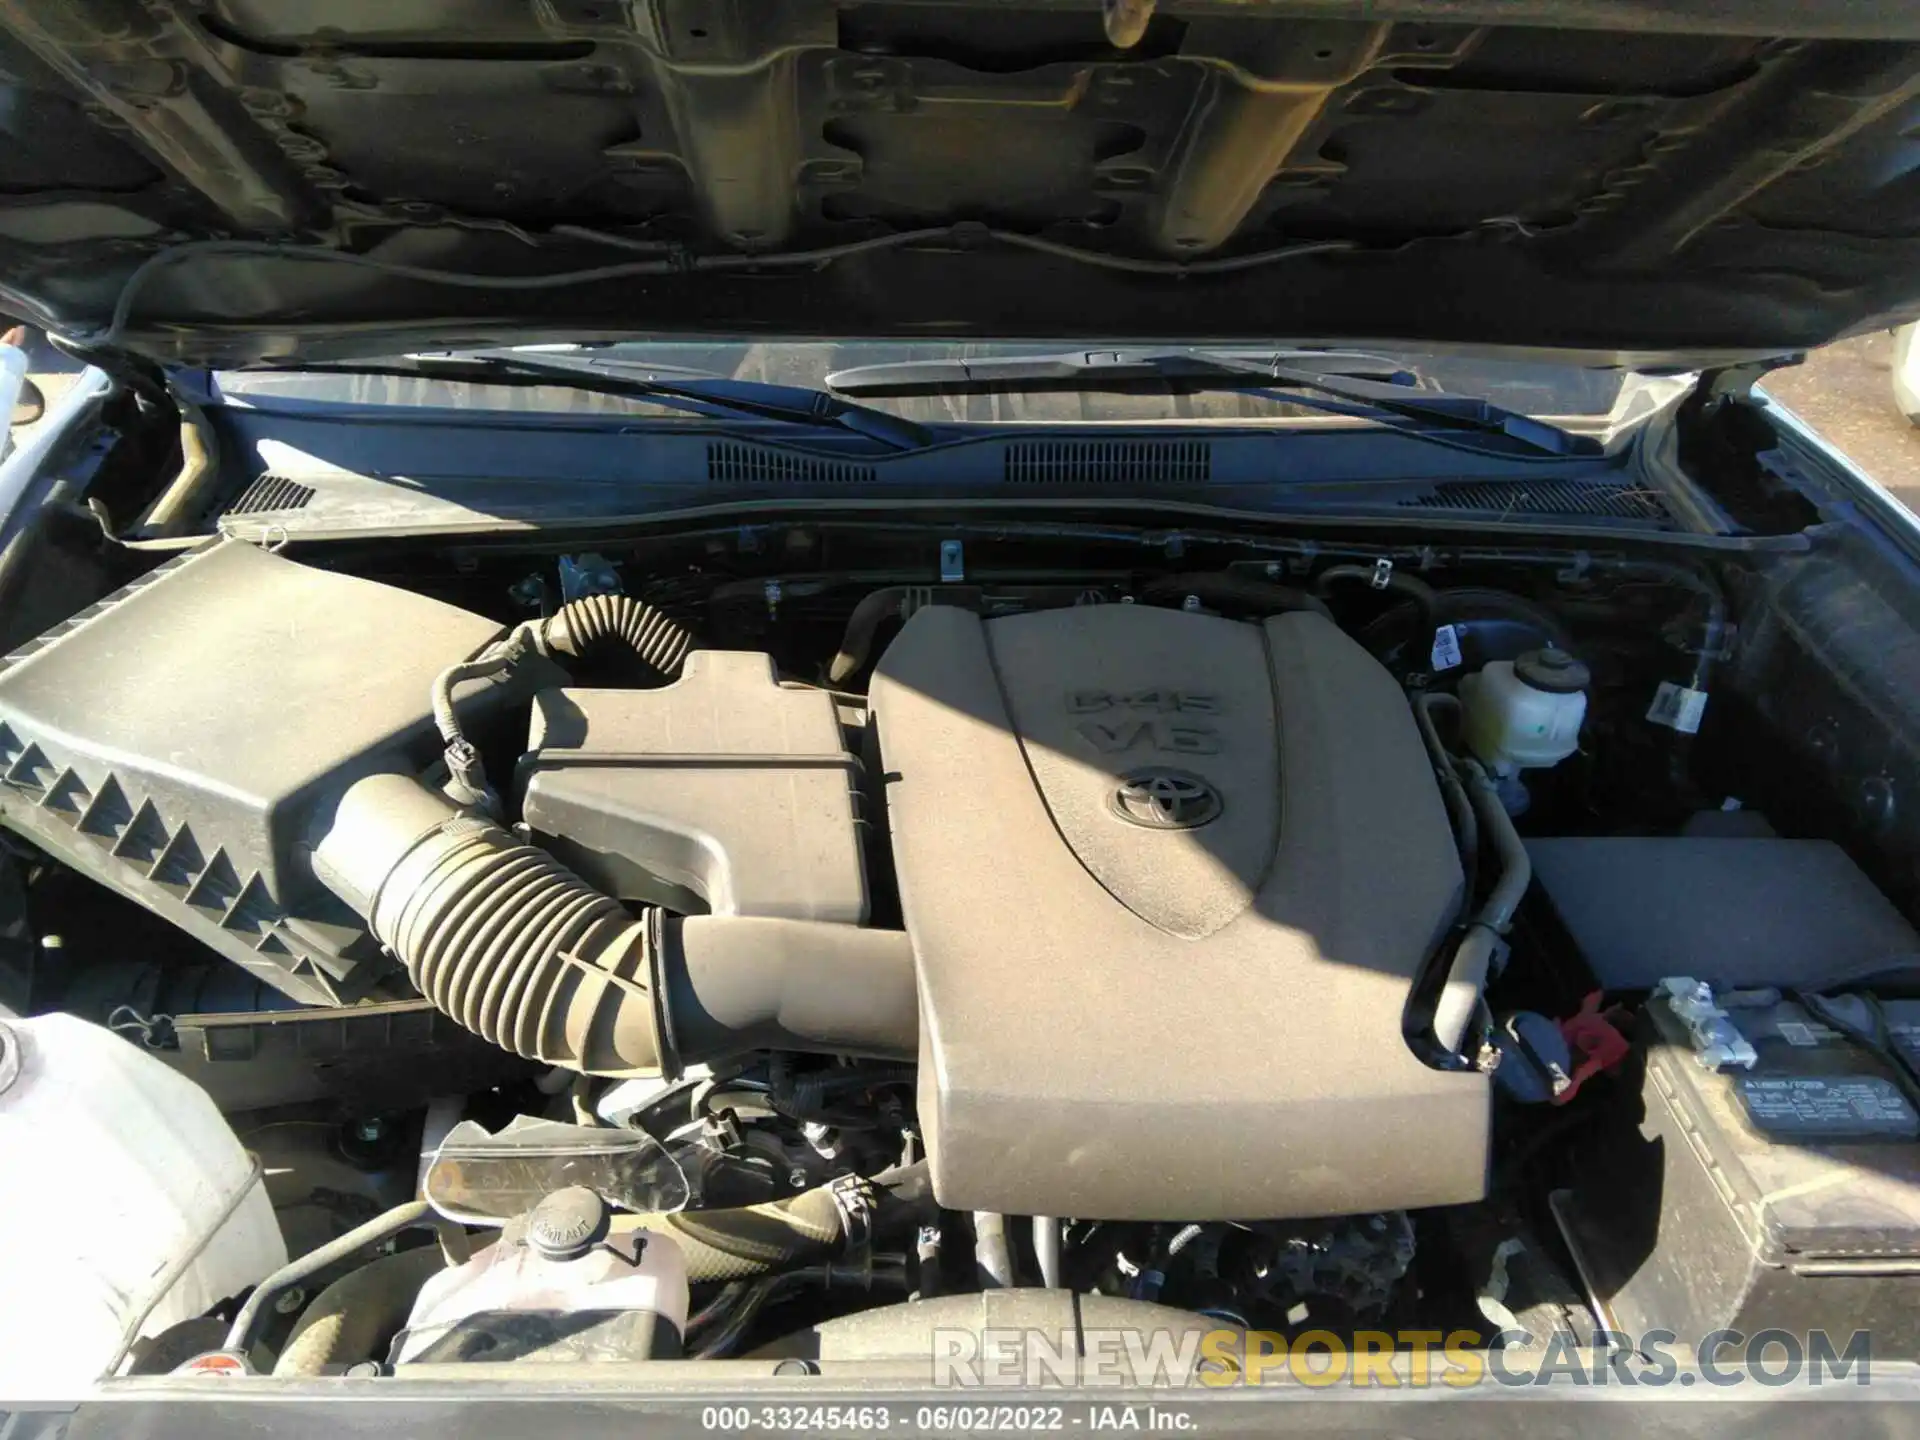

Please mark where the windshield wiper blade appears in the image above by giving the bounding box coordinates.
[825,348,1602,459]
[428,351,936,449]
[278,350,935,450]
[503,347,731,379]
[826,347,1420,392]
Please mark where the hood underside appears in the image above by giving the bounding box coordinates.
[2,0,1919,364]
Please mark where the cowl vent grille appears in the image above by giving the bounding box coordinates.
[707,442,878,485]
[1004,439,1212,485]
[1398,479,1670,523]
[227,473,317,515]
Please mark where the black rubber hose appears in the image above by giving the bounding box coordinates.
[828,586,981,684]
[1413,691,1480,909]
[615,1162,930,1284]
[1315,563,1442,634]
[1572,558,1723,694]
[278,1168,930,1369]
[1138,572,1333,619]
[829,587,911,684]
[697,1262,912,1359]
[541,594,694,681]
[622,1186,848,1283]
[1434,587,1574,649]
[273,1245,447,1377]
[227,1200,449,1359]
[1357,586,1576,663]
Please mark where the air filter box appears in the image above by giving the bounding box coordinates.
[0,541,547,1004]
[518,650,868,922]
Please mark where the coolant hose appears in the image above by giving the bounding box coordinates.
[620,1186,849,1283]
[1316,563,1441,634]
[830,587,913,684]
[273,1245,448,1377]
[273,1169,932,1370]
[227,1200,449,1359]
[614,1162,932,1283]
[1414,691,1480,898]
[1431,756,1533,1052]
[313,773,919,1077]
[829,586,982,685]
[1407,691,1529,1057]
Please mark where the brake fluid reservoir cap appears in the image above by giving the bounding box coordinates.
[526,1185,610,1261]
[1514,646,1590,695]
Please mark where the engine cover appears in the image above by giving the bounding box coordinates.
[870,603,1487,1220]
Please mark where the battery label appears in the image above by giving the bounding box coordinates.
[1734,1075,1920,1139]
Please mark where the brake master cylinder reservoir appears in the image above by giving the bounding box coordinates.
[1459,646,1590,789]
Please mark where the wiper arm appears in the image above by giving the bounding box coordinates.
[827,347,1420,392]
[276,350,934,451]
[420,351,935,449]
[825,348,1601,459]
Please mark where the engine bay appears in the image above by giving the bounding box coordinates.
[8,518,1920,1384]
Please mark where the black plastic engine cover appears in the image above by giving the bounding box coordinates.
[870,603,1485,1221]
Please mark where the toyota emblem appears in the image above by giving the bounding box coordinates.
[1110,768,1222,830]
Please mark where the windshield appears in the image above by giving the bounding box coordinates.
[214,340,1682,436]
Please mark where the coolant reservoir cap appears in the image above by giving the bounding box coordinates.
[525,1185,610,1261]
[1514,646,1590,695]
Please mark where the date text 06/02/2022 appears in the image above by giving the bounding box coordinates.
[701,1405,1196,1431]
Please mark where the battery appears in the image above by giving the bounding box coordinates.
[1561,992,1920,1350]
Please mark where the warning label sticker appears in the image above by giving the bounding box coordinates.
[1647,681,1710,735]
[1734,1075,1919,1139]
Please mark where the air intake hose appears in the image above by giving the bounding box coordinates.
[541,594,693,680]
[313,773,919,1077]
[431,597,694,811]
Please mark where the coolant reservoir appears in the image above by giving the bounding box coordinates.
[395,1187,690,1364]
[1458,646,1590,776]
[0,1012,286,1392]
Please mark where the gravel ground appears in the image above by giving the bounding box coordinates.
[1759,331,1920,501]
